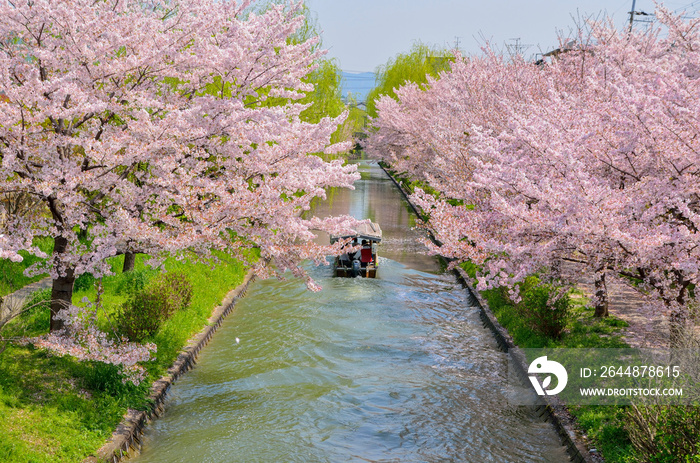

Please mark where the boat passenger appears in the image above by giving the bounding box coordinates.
[351,238,361,261]
[360,240,372,268]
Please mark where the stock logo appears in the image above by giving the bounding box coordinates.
[528,356,568,396]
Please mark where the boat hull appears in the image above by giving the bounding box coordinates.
[335,266,377,278]
[334,258,378,278]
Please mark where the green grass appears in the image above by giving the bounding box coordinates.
[481,285,629,349]
[150,252,248,370]
[0,250,250,463]
[1,289,52,338]
[569,405,632,462]
[0,347,150,463]
[0,237,53,297]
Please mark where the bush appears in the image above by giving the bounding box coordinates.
[150,271,193,314]
[115,291,165,342]
[78,361,136,396]
[516,276,571,340]
[115,268,152,295]
[73,272,95,292]
[626,405,700,462]
[115,271,193,342]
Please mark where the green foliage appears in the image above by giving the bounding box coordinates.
[114,267,152,294]
[115,271,193,342]
[516,276,571,340]
[73,272,95,292]
[300,59,345,124]
[569,405,633,462]
[150,271,194,314]
[626,405,700,463]
[300,58,360,153]
[115,291,166,342]
[346,105,368,138]
[78,361,146,398]
[366,42,453,118]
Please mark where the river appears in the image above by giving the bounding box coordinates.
[129,160,569,462]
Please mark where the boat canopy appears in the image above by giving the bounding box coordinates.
[330,221,382,244]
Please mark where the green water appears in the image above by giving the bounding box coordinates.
[130,161,569,462]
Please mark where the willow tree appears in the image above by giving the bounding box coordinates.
[254,1,347,146]
[366,43,453,118]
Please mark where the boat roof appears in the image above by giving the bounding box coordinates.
[330,221,382,243]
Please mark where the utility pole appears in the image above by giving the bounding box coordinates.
[454,36,461,50]
[628,0,654,32]
[629,0,637,32]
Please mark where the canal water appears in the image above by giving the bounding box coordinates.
[130,161,569,462]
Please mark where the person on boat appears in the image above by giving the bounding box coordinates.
[351,238,361,261]
[338,238,357,267]
[339,251,351,267]
[360,239,373,268]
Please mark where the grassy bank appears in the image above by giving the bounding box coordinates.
[0,252,249,463]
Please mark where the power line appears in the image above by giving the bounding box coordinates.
[505,38,532,57]
[673,0,700,14]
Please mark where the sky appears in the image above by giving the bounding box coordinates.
[303,0,699,73]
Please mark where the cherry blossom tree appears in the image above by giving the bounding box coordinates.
[0,0,359,331]
[368,8,700,343]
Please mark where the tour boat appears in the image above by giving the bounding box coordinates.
[330,221,382,278]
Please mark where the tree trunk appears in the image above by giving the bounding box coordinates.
[50,236,75,332]
[593,267,609,317]
[550,257,562,281]
[669,276,692,348]
[123,251,136,273]
[669,309,689,348]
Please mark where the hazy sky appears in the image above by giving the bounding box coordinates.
[303,0,695,72]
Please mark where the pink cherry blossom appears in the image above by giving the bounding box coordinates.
[0,0,360,332]
[367,7,700,341]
